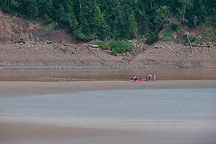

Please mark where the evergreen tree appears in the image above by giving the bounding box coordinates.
[128,12,138,38]
[186,0,207,27]
[37,0,52,18]
[207,0,216,19]
[153,5,170,32]
[178,0,192,23]
[0,0,214,43]
[91,5,108,39]
[16,0,35,18]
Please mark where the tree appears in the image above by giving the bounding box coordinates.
[16,0,35,18]
[91,5,108,39]
[0,0,214,43]
[186,0,207,27]
[178,0,192,23]
[128,12,138,38]
[37,0,52,18]
[69,8,79,33]
[207,0,216,19]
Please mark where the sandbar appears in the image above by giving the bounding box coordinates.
[0,80,216,97]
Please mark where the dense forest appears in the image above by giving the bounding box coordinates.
[0,0,216,43]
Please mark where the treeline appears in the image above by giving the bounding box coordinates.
[1,0,216,43]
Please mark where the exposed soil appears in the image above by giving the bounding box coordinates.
[0,11,216,80]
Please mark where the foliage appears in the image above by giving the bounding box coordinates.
[200,20,216,29]
[111,49,118,56]
[73,28,89,41]
[128,12,138,39]
[200,28,216,42]
[91,5,109,39]
[182,34,197,46]
[187,35,197,42]
[162,30,176,40]
[0,0,216,44]
[109,41,133,53]
[146,32,159,45]
[153,5,169,26]
[197,20,216,43]
[171,24,183,32]
[204,21,216,28]
[94,41,110,50]
[162,24,183,40]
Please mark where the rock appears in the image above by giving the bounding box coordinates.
[45,40,53,44]
[70,50,75,54]
[13,38,26,44]
[154,45,158,49]
[63,43,70,46]
[92,45,99,48]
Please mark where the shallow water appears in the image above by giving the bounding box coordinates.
[1,89,216,144]
[0,88,216,120]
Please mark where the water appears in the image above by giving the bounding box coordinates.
[0,88,216,120]
[1,88,216,144]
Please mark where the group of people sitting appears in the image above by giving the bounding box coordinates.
[130,74,155,81]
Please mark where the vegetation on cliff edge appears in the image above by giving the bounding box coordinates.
[1,0,216,43]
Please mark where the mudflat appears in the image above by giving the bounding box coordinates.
[1,68,216,81]
[0,117,134,142]
[0,117,215,144]
[0,80,216,97]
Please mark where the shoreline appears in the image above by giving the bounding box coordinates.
[0,80,216,97]
[1,68,216,81]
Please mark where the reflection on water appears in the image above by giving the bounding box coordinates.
[0,89,216,119]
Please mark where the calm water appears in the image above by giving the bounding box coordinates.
[0,88,216,120]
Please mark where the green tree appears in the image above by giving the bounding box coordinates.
[153,5,170,32]
[178,0,192,23]
[128,12,138,38]
[37,0,52,18]
[16,0,35,18]
[0,0,214,44]
[91,5,108,39]
[180,0,207,27]
[207,0,216,19]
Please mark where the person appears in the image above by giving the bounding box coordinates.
[153,75,156,81]
[134,75,138,81]
[145,75,149,80]
[148,74,152,80]
[130,75,138,81]
[131,75,134,81]
[131,75,135,81]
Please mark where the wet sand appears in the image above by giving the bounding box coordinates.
[0,117,216,144]
[0,117,134,142]
[0,80,216,97]
[0,68,216,81]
